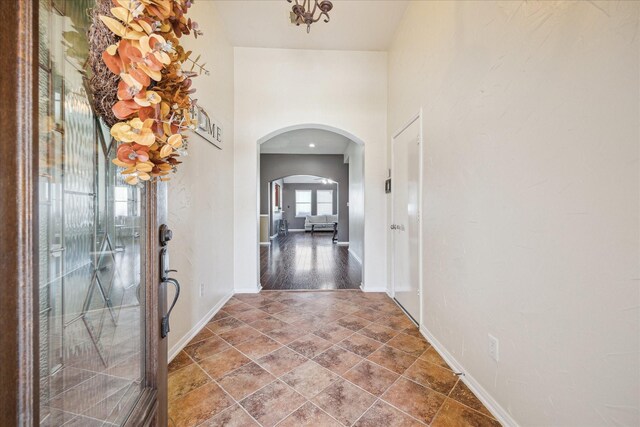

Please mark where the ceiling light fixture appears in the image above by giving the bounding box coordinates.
[287,0,333,34]
[309,143,316,148]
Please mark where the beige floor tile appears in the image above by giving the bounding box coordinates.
[168,383,233,427]
[198,348,251,380]
[281,360,340,399]
[354,400,425,426]
[367,345,418,375]
[278,402,342,427]
[386,333,430,357]
[448,381,495,419]
[234,334,282,360]
[343,360,399,396]
[183,335,231,362]
[381,378,446,425]
[217,362,275,400]
[314,345,363,375]
[257,346,308,377]
[201,404,260,427]
[312,379,377,426]
[169,291,495,427]
[403,358,459,394]
[168,363,211,401]
[288,333,333,358]
[431,398,501,427]
[240,380,306,427]
[338,333,383,358]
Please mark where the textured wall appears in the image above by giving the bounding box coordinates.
[166,1,235,358]
[388,1,639,425]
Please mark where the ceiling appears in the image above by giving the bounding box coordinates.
[282,175,335,184]
[214,1,409,51]
[260,128,352,154]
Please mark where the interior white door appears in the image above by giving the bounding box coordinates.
[392,118,421,323]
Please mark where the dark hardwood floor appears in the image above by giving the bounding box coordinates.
[260,231,362,290]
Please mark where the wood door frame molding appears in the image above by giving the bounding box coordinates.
[0,0,39,424]
[134,181,168,427]
[0,1,166,424]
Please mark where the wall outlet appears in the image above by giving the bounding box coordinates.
[488,334,499,362]
[199,283,205,297]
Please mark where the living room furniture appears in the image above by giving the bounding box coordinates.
[277,218,289,236]
[305,215,338,243]
[304,214,338,231]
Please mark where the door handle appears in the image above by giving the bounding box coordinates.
[159,246,176,281]
[161,277,180,338]
[158,224,179,338]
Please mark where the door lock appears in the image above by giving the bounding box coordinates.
[159,224,173,246]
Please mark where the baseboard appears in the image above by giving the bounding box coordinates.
[361,284,388,293]
[288,229,305,232]
[169,292,233,362]
[259,242,270,246]
[348,248,362,265]
[419,326,519,427]
[336,241,349,246]
[235,283,262,294]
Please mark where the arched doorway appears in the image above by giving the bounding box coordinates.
[258,125,365,290]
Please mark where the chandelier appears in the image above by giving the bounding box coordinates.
[287,0,334,33]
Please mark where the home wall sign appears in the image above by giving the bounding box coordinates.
[192,104,223,150]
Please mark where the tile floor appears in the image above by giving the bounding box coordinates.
[168,291,501,427]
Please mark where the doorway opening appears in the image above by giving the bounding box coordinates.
[258,126,364,290]
[265,175,339,239]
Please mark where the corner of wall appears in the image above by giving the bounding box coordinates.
[419,325,519,427]
[169,292,233,362]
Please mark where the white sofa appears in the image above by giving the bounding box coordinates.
[304,215,338,231]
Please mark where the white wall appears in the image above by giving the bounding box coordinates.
[388,1,639,425]
[345,141,365,262]
[166,1,235,359]
[234,47,388,292]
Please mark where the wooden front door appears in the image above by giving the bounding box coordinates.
[0,1,168,425]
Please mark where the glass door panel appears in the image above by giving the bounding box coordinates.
[38,0,146,425]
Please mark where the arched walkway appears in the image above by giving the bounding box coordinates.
[257,123,366,146]
[258,124,365,290]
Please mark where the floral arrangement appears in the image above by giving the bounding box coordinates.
[89,0,207,185]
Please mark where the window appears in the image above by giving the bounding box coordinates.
[114,186,129,216]
[295,190,312,217]
[316,190,333,216]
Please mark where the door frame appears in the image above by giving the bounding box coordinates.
[390,110,424,327]
[0,1,166,424]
